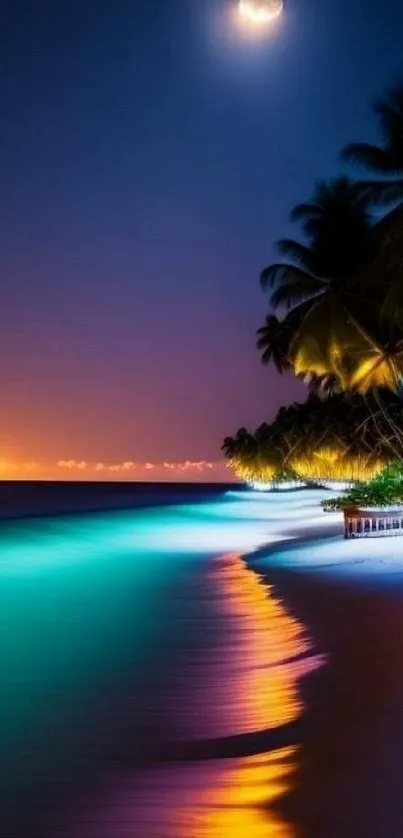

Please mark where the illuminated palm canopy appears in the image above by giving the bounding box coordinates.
[227,82,403,489]
[259,171,403,394]
[290,203,403,392]
[222,392,402,485]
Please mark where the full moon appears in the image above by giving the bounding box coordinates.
[238,0,283,24]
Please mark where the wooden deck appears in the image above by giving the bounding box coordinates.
[344,507,403,538]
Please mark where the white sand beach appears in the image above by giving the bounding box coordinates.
[245,488,403,838]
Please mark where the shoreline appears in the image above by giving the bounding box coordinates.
[246,521,403,836]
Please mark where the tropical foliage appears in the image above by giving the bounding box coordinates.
[257,83,403,394]
[342,84,403,207]
[223,81,403,491]
[222,391,403,485]
[322,462,403,511]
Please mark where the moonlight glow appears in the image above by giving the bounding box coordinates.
[238,0,283,25]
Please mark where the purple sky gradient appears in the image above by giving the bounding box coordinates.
[2,0,403,466]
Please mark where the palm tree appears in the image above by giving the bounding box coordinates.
[256,314,293,372]
[341,205,403,392]
[255,84,403,395]
[260,177,372,310]
[222,393,399,485]
[221,426,277,483]
[342,83,403,206]
[221,427,254,460]
[259,177,374,389]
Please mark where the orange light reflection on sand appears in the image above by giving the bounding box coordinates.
[212,553,311,732]
[179,554,318,838]
[194,749,297,838]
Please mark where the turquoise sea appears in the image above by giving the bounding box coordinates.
[1,486,319,837]
[4,485,402,838]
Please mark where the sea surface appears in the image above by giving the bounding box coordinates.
[2,485,403,837]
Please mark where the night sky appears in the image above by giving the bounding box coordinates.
[2,0,403,478]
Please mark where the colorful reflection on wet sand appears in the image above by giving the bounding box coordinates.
[71,552,319,838]
[1,494,323,837]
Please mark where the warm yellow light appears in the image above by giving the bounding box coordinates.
[174,552,316,838]
[290,447,385,483]
[238,0,283,25]
[228,456,277,483]
[0,459,15,476]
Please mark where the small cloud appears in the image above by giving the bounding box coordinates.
[53,458,224,479]
[58,459,87,470]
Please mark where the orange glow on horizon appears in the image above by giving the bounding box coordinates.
[0,458,234,481]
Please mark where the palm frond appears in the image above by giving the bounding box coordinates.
[270,276,326,309]
[256,314,293,373]
[260,263,314,291]
[355,178,403,207]
[289,294,375,389]
[341,142,399,173]
[350,353,403,394]
[290,178,372,241]
[276,238,317,271]
[374,85,403,140]
[290,202,321,223]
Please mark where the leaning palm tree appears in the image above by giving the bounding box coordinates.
[259,177,374,389]
[292,204,403,393]
[342,83,403,206]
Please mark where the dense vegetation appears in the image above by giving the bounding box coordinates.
[223,83,403,502]
[322,462,403,511]
[222,391,403,485]
[258,85,403,395]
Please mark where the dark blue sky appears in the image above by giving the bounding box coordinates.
[2,0,403,465]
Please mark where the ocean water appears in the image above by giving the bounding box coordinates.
[0,487,321,838]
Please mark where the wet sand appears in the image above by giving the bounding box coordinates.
[252,548,403,837]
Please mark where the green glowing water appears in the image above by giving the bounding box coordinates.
[0,490,300,835]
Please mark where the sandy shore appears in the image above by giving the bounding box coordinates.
[246,495,403,837]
